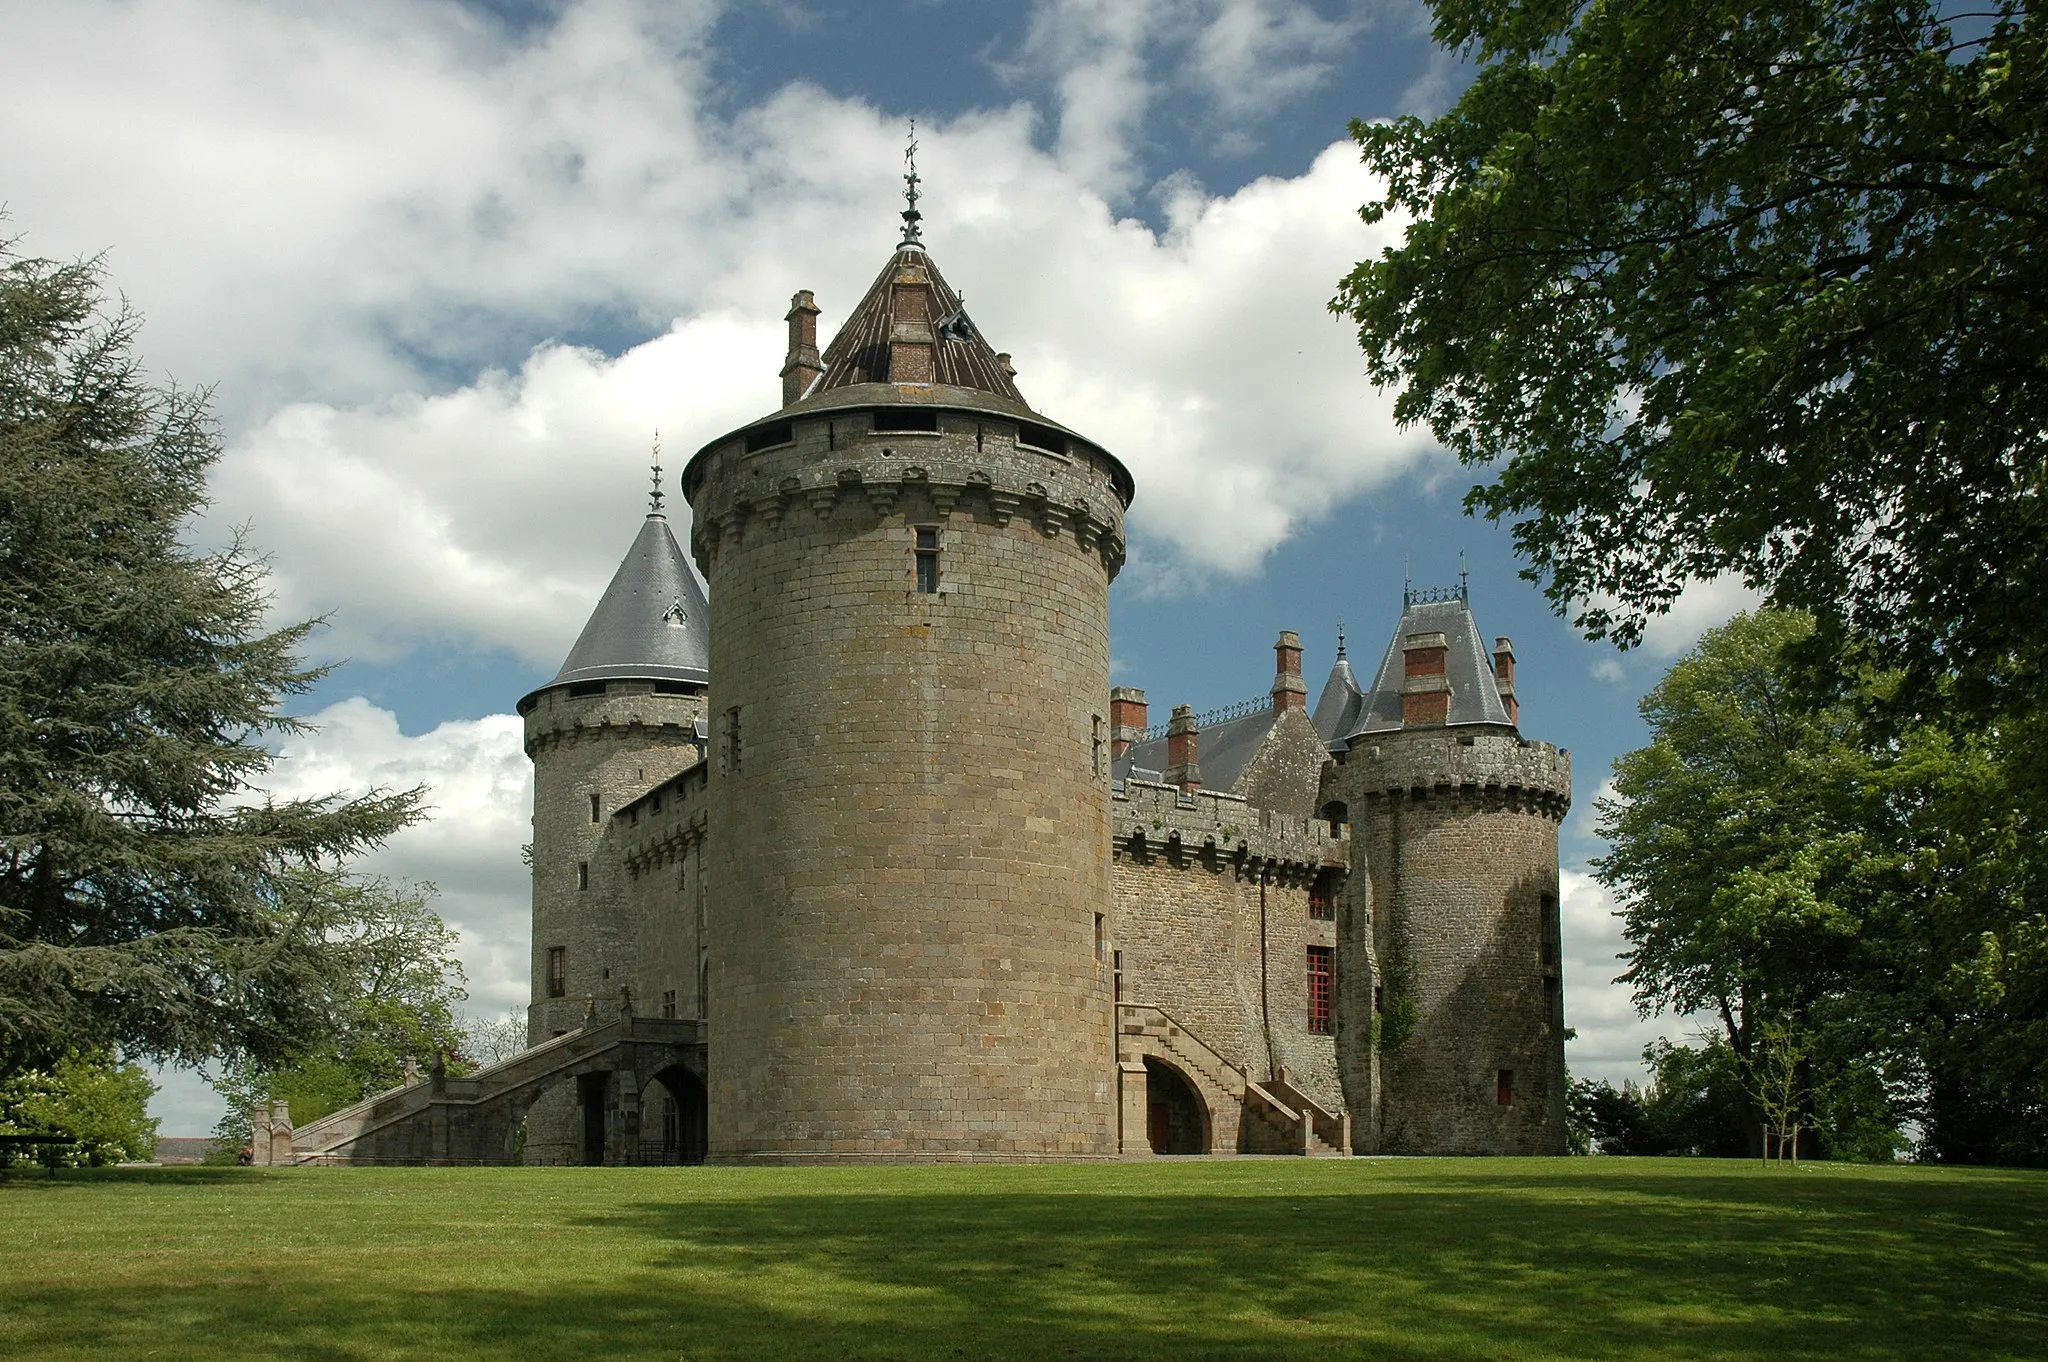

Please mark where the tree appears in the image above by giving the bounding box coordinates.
[461,1005,532,1068]
[208,879,469,1142]
[0,241,425,1079]
[1598,608,2041,1161]
[0,1049,159,1167]
[1334,1,2046,726]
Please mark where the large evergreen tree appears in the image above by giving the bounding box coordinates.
[0,243,425,1078]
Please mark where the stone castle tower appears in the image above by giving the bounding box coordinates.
[677,206,1134,1159]
[519,510,710,1044]
[1313,588,1571,1153]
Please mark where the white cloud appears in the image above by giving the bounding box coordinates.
[1638,573,1764,658]
[1590,656,1626,683]
[1560,867,1703,1085]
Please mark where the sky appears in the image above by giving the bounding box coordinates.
[2,0,1752,1135]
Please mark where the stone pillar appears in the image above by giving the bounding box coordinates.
[781,290,823,406]
[1118,1060,1150,1154]
[1271,630,1306,712]
[267,1100,293,1166]
[1164,704,1200,792]
[1400,631,1450,726]
[1109,686,1148,760]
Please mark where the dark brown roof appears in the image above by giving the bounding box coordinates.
[807,246,1027,405]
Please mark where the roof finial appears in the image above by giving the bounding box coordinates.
[1403,555,1413,609]
[1336,621,1347,660]
[900,117,924,247]
[1459,549,1469,601]
[648,431,664,515]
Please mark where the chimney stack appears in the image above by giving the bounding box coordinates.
[1493,636,1519,726]
[1109,686,1148,760]
[1164,704,1201,793]
[888,262,936,383]
[780,290,823,406]
[1271,630,1306,712]
[1400,631,1451,726]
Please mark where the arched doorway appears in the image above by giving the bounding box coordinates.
[642,1066,708,1165]
[1145,1057,1207,1154]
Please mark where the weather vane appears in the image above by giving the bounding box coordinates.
[1336,620,1346,660]
[900,118,923,246]
[649,431,664,514]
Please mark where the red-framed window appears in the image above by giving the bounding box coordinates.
[1306,946,1333,1035]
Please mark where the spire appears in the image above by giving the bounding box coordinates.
[649,432,664,515]
[523,499,711,702]
[900,118,924,248]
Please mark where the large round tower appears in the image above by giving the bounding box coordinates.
[1314,588,1571,1154]
[518,507,710,1046]
[681,215,1133,1160]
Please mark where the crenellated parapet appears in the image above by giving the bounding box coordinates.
[520,682,707,759]
[682,400,1129,581]
[618,764,711,877]
[1112,777,1348,884]
[1347,729,1572,822]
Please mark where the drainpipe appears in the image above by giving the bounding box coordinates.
[1259,864,1279,1080]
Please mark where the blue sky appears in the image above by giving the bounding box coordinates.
[3,0,1744,1132]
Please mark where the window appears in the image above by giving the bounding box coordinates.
[1112,950,1123,1003]
[567,680,606,698]
[723,706,743,774]
[1017,421,1067,455]
[589,793,601,824]
[1539,892,1559,966]
[1094,913,1105,962]
[744,419,794,452]
[1373,983,1384,1013]
[660,989,677,1020]
[577,861,589,891]
[1306,946,1333,1035]
[914,528,940,593]
[1497,1069,1514,1106]
[872,408,939,433]
[1309,870,1338,920]
[1092,715,1105,778]
[1320,800,1348,837]
[546,947,567,998]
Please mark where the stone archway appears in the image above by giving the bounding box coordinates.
[1144,1057,1208,1154]
[642,1066,708,1165]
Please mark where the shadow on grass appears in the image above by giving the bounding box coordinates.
[5,1164,2045,1360]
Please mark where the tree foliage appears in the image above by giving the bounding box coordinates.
[1335,1,2046,723]
[209,879,469,1142]
[1569,1037,1754,1157]
[0,1049,159,1167]
[1598,608,2042,1161]
[0,242,425,1078]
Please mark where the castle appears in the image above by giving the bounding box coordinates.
[503,206,1574,1163]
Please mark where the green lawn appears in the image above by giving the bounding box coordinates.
[2,1158,2041,1360]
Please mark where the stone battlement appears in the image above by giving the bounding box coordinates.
[685,409,1127,580]
[1347,728,1572,821]
[1112,777,1347,877]
[521,681,707,758]
[618,762,710,875]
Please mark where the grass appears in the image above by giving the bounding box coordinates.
[2,1158,2043,1360]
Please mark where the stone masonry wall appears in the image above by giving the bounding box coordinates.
[687,404,1125,1161]
[1337,727,1570,1154]
[1109,779,1351,1120]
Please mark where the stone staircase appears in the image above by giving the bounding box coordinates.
[1116,1003,1349,1156]
[279,1016,704,1165]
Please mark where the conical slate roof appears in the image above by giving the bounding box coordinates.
[534,513,709,695]
[808,245,1027,405]
[1311,646,1364,745]
[1339,595,1513,738]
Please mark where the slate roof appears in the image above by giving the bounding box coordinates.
[527,513,710,701]
[805,245,1027,406]
[1317,597,1513,744]
[1117,707,1279,795]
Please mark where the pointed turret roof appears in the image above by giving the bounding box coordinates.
[1311,638,1364,744]
[802,245,1027,406]
[1321,594,1514,744]
[526,512,709,702]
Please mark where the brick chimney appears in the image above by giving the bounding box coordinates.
[1401,631,1451,726]
[1271,630,1306,712]
[888,263,935,383]
[1493,636,1519,726]
[780,290,822,406]
[1164,703,1201,792]
[1109,686,1148,759]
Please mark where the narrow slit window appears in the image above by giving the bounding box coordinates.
[589,792,601,824]
[1112,950,1123,1003]
[1497,1069,1514,1106]
[914,527,940,593]
[1306,946,1333,1035]
[577,861,589,891]
[723,706,743,775]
